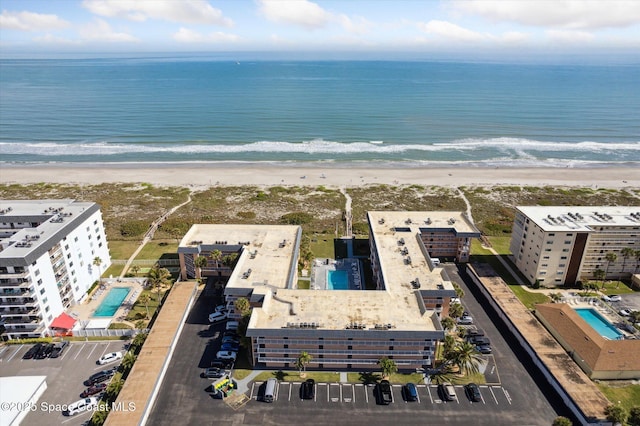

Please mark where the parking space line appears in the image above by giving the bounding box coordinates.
[352,384,356,403]
[426,386,434,404]
[85,342,98,360]
[0,346,9,358]
[339,384,342,402]
[275,382,280,401]
[489,386,499,405]
[7,345,23,362]
[327,384,330,403]
[416,389,421,404]
[250,383,256,399]
[314,384,317,402]
[288,382,292,401]
[502,387,512,405]
[365,384,369,404]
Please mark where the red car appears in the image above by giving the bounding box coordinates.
[80,383,107,398]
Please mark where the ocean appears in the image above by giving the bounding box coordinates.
[1,55,639,168]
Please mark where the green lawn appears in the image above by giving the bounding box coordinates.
[486,236,512,255]
[346,371,424,384]
[135,240,179,260]
[125,289,164,323]
[107,240,140,260]
[297,280,310,289]
[598,281,637,295]
[470,239,492,255]
[309,234,336,259]
[508,285,550,309]
[596,383,640,412]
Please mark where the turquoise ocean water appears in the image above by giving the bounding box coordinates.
[1,55,638,167]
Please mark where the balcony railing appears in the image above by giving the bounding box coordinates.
[0,280,32,289]
[0,270,29,279]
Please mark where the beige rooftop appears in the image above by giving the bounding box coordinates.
[517,206,640,232]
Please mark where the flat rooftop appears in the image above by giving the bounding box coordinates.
[179,224,301,292]
[0,199,99,265]
[516,206,640,232]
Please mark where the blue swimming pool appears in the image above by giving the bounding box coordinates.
[575,308,623,340]
[327,270,349,290]
[94,287,131,317]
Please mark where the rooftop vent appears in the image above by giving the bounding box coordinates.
[425,218,431,225]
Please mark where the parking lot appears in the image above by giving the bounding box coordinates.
[0,340,125,425]
[249,380,513,407]
[147,272,560,426]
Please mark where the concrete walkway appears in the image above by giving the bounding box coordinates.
[233,369,263,394]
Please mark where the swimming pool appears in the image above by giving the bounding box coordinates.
[327,270,349,290]
[575,308,623,340]
[94,287,131,317]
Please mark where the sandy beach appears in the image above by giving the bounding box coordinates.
[1,163,639,188]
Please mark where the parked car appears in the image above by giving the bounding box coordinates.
[208,311,228,323]
[226,321,239,331]
[469,336,491,346]
[97,351,122,365]
[476,345,492,354]
[618,309,631,317]
[221,343,239,352]
[222,336,240,345]
[223,331,239,339]
[465,383,482,402]
[404,382,418,402]
[466,329,485,337]
[457,315,473,325]
[84,368,116,386]
[439,383,456,401]
[49,341,69,358]
[80,383,107,398]
[450,297,460,304]
[301,378,315,400]
[210,359,234,369]
[602,294,622,302]
[214,304,228,313]
[35,343,55,359]
[64,397,98,416]
[22,343,42,360]
[201,367,225,379]
[377,380,393,405]
[215,351,237,361]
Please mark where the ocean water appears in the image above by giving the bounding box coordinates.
[1,55,639,167]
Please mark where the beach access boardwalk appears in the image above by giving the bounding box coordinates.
[467,263,610,423]
[104,281,197,426]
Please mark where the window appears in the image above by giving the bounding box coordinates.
[544,249,551,252]
[546,241,553,245]
[560,256,567,260]
[45,306,50,312]
[34,269,40,276]
[564,240,571,244]
[37,279,42,286]
[559,264,566,267]
[548,233,555,236]
[40,288,45,295]
[562,249,569,252]
[74,236,78,242]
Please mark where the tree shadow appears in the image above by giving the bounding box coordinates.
[357,371,381,384]
[272,370,289,381]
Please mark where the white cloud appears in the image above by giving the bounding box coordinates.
[547,29,595,43]
[0,10,69,31]
[418,20,489,42]
[79,19,138,42]
[82,0,233,26]
[257,0,331,29]
[451,0,640,30]
[32,34,80,45]
[338,14,373,35]
[173,27,239,43]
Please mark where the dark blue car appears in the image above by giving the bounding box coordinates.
[221,343,239,352]
[404,383,418,401]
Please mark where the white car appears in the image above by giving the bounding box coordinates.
[214,304,228,313]
[603,295,622,302]
[64,397,98,416]
[226,321,239,331]
[215,351,237,361]
[208,311,228,323]
[97,351,123,365]
[457,315,473,325]
[618,309,631,317]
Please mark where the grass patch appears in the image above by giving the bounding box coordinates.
[125,289,163,323]
[297,280,310,289]
[107,240,140,261]
[598,281,637,295]
[596,383,640,412]
[108,322,132,330]
[347,371,425,384]
[135,240,179,260]
[309,234,336,259]
[230,369,252,380]
[450,372,486,385]
[471,239,493,255]
[253,370,341,383]
[486,236,512,255]
[509,285,550,309]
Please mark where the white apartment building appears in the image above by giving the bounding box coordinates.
[510,206,640,287]
[0,200,110,340]
[178,211,479,370]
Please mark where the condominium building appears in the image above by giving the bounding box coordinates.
[0,200,110,340]
[178,211,479,370]
[510,206,640,287]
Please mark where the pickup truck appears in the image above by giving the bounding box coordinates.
[378,380,393,405]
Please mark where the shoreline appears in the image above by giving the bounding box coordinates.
[1,163,639,188]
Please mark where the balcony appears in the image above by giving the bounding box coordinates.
[0,270,29,279]
[0,287,34,298]
[0,297,38,307]
[1,316,42,326]
[0,279,32,289]
[1,306,40,316]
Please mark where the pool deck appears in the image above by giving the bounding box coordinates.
[561,295,634,339]
[310,258,362,290]
[70,277,146,325]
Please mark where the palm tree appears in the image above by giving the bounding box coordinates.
[621,247,635,274]
[93,256,103,284]
[442,334,457,359]
[234,297,251,317]
[449,303,464,319]
[552,416,573,426]
[429,365,455,385]
[222,253,239,267]
[450,341,484,376]
[137,293,151,319]
[105,377,124,401]
[148,264,172,303]
[135,319,146,330]
[441,317,456,332]
[194,255,208,280]
[132,332,148,351]
[629,310,640,325]
[549,292,562,303]
[603,252,618,288]
[209,249,222,267]
[130,264,140,276]
[378,357,398,379]
[121,352,137,372]
[296,351,313,377]
[593,268,606,289]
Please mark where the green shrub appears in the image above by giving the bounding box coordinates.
[280,212,313,225]
[237,211,256,219]
[119,220,149,237]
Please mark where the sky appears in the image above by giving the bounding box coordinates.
[1,0,639,61]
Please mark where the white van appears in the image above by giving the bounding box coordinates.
[264,378,277,403]
[226,321,239,331]
[65,397,98,416]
